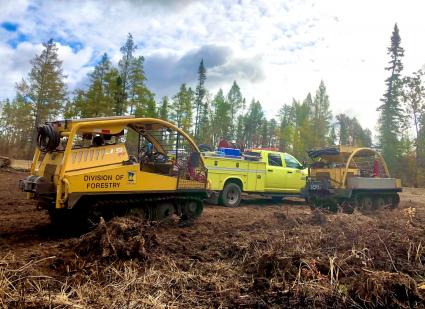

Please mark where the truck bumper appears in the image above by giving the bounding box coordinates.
[19,176,55,195]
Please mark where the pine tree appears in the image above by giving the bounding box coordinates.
[402,70,424,148]
[73,54,118,118]
[113,75,126,115]
[378,24,405,175]
[104,68,122,116]
[244,100,264,148]
[328,125,337,146]
[158,96,170,121]
[362,129,372,147]
[91,53,112,86]
[235,114,245,146]
[277,104,294,152]
[268,118,278,148]
[170,84,193,133]
[65,90,84,118]
[287,94,314,159]
[194,60,206,140]
[299,93,314,152]
[260,118,268,147]
[134,90,156,118]
[0,100,14,150]
[418,115,425,185]
[336,113,372,147]
[336,113,350,145]
[227,81,243,139]
[15,39,66,152]
[198,92,211,144]
[85,79,104,117]
[129,55,154,116]
[87,53,113,116]
[117,33,137,115]
[0,98,33,157]
[402,69,425,186]
[312,81,332,147]
[210,89,232,145]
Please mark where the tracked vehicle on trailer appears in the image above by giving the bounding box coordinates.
[20,116,207,229]
[303,146,402,212]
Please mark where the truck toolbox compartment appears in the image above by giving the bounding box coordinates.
[347,177,398,189]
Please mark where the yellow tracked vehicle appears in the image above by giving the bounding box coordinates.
[19,116,207,229]
[303,146,402,212]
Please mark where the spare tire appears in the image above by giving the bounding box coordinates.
[37,124,60,152]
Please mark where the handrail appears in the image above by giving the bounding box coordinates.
[341,147,390,188]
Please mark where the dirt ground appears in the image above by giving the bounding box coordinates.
[1,169,425,308]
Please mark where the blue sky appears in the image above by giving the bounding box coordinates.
[0,0,425,135]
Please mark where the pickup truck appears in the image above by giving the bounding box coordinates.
[204,149,307,207]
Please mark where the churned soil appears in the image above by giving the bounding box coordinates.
[1,169,425,308]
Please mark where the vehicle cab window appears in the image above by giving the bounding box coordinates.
[268,153,283,167]
[284,154,302,169]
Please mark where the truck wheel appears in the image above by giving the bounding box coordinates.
[220,183,242,207]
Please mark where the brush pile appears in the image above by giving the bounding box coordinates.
[75,217,158,260]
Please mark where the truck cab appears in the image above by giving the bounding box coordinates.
[252,149,307,193]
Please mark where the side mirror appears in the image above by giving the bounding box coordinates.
[301,160,307,169]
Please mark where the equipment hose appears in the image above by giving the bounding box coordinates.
[36,124,60,152]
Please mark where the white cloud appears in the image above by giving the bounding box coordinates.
[0,0,424,138]
[0,41,43,97]
[56,44,94,91]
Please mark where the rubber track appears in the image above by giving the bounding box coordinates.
[90,194,204,220]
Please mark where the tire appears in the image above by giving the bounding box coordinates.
[359,196,374,212]
[373,197,386,210]
[271,196,283,203]
[181,199,203,220]
[390,194,400,209]
[149,202,175,220]
[340,200,355,214]
[351,194,361,209]
[219,183,242,207]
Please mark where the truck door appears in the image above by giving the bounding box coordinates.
[265,153,286,192]
[283,153,305,192]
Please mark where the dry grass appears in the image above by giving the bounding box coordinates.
[1,171,425,308]
[2,204,425,308]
